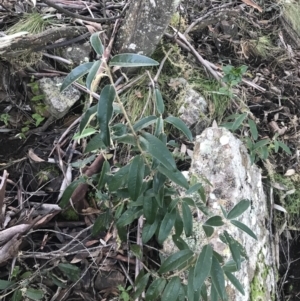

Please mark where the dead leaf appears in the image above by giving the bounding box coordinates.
[284,169,295,176]
[28,148,45,162]
[242,0,263,12]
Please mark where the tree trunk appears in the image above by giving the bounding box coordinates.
[114,0,180,57]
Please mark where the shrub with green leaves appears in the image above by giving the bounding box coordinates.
[58,32,257,301]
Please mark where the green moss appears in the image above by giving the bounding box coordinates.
[61,208,79,221]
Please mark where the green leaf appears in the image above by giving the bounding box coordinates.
[143,196,158,224]
[71,154,96,168]
[90,32,104,55]
[221,231,248,259]
[133,115,157,132]
[0,279,13,290]
[253,139,270,150]
[201,283,208,301]
[165,116,193,141]
[73,128,97,140]
[220,205,227,218]
[202,225,214,237]
[146,278,167,301]
[139,132,177,171]
[232,113,247,131]
[222,231,243,270]
[12,289,22,301]
[194,244,213,291]
[223,259,240,273]
[80,105,97,134]
[274,139,279,153]
[108,164,130,192]
[157,165,189,189]
[58,263,80,282]
[248,119,258,140]
[174,209,184,237]
[128,155,145,201]
[157,209,176,245]
[131,244,143,260]
[25,288,44,301]
[210,283,218,301]
[132,273,150,299]
[210,255,226,300]
[224,271,245,295]
[182,197,195,206]
[61,62,94,91]
[142,219,158,243]
[155,89,165,115]
[230,220,257,240]
[116,208,143,228]
[59,177,86,209]
[85,133,106,152]
[161,276,182,301]
[114,134,137,146]
[154,116,164,137]
[185,183,203,195]
[86,60,101,90]
[172,235,189,250]
[92,209,112,236]
[204,215,224,226]
[277,141,292,155]
[182,202,193,237]
[159,249,194,274]
[97,84,116,146]
[187,267,196,301]
[227,199,250,220]
[97,160,110,189]
[109,53,159,67]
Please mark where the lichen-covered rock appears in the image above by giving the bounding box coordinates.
[38,76,81,119]
[164,126,276,301]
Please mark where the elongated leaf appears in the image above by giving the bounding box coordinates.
[116,208,143,228]
[172,235,189,250]
[109,53,159,67]
[253,139,270,150]
[159,249,194,274]
[128,155,145,201]
[139,132,176,171]
[86,60,101,90]
[133,273,150,299]
[92,209,112,236]
[108,164,131,192]
[248,119,258,140]
[146,278,167,301]
[114,134,137,146]
[161,276,182,301]
[157,165,189,189]
[194,244,213,291]
[61,62,94,91]
[133,115,157,132]
[232,113,247,131]
[0,279,13,290]
[12,289,22,301]
[227,199,250,220]
[154,116,164,137]
[58,263,80,282]
[224,271,245,295]
[223,259,240,273]
[85,133,106,153]
[186,183,203,195]
[221,231,248,259]
[202,225,214,237]
[25,288,44,300]
[59,177,86,208]
[277,141,292,155]
[73,128,97,140]
[153,171,166,194]
[90,32,104,55]
[228,238,241,270]
[230,220,257,240]
[182,202,193,237]
[175,209,183,237]
[201,283,208,301]
[97,160,110,189]
[210,283,218,301]
[274,139,279,153]
[210,255,226,300]
[165,116,193,141]
[204,215,224,227]
[155,88,165,115]
[220,205,227,218]
[187,267,195,301]
[97,84,116,146]
[142,219,158,243]
[143,196,158,224]
[157,209,176,244]
[80,105,97,134]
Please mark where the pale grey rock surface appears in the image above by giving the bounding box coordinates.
[60,42,91,66]
[38,77,81,119]
[164,126,276,301]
